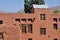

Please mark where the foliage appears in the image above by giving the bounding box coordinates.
[53,10,59,13]
[24,0,45,13]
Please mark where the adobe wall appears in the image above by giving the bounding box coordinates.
[0,7,60,40]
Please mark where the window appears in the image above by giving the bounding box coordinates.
[53,24,58,30]
[59,18,60,21]
[21,19,26,22]
[15,19,20,22]
[28,38,32,40]
[28,19,32,22]
[0,20,3,24]
[40,28,46,35]
[28,18,35,22]
[54,38,58,40]
[0,33,4,40]
[21,24,27,33]
[59,39,60,40]
[28,24,32,33]
[40,14,46,20]
[53,18,57,22]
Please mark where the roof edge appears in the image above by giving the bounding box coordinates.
[33,4,49,8]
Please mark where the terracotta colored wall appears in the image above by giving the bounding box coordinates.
[0,8,60,40]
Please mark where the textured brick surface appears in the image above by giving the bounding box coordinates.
[0,8,60,40]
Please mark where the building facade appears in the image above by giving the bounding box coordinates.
[0,5,60,40]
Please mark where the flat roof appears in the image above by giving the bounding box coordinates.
[33,4,49,8]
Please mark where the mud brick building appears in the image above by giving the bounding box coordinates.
[0,4,60,40]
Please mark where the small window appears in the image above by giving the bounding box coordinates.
[0,20,3,24]
[21,24,27,33]
[40,28,46,35]
[28,18,35,22]
[59,18,60,21]
[28,19,32,22]
[54,38,58,40]
[15,19,20,22]
[21,19,26,22]
[53,18,57,22]
[59,39,60,40]
[28,24,32,33]
[53,24,58,30]
[40,14,46,20]
[0,33,4,40]
[28,38,32,40]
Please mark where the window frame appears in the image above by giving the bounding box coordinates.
[28,24,33,33]
[21,19,26,22]
[21,24,27,33]
[53,18,57,22]
[15,18,20,22]
[53,24,58,30]
[54,38,58,40]
[0,33,4,40]
[40,14,46,20]
[28,38,32,40]
[0,20,3,24]
[40,28,46,35]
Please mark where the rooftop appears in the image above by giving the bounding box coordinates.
[33,4,49,8]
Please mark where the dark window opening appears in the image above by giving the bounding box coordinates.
[28,19,32,22]
[21,19,26,22]
[15,19,20,22]
[40,14,46,20]
[0,20,3,24]
[59,39,60,40]
[0,33,4,40]
[54,38,58,40]
[53,18,57,22]
[59,18,60,21]
[32,18,35,22]
[21,24,27,33]
[40,28,46,35]
[53,24,58,30]
[28,18,35,22]
[28,38,32,40]
[28,24,32,33]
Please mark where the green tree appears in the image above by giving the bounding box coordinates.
[53,10,59,13]
[24,0,45,13]
[24,0,29,13]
